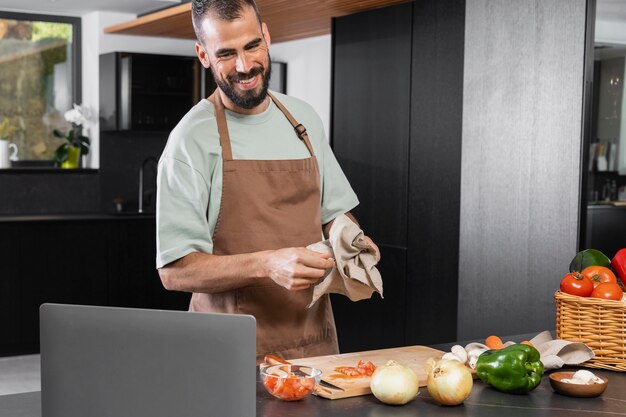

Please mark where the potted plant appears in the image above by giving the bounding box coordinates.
[53,104,91,169]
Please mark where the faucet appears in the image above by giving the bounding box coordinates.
[138,156,158,213]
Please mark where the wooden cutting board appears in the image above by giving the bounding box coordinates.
[290,345,445,399]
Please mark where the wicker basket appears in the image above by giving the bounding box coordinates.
[555,290,626,372]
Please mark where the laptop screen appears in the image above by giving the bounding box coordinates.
[40,304,256,417]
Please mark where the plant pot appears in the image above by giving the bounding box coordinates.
[61,146,81,169]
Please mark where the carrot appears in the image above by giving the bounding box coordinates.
[485,335,504,350]
[520,340,533,347]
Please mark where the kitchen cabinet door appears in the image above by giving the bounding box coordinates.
[331,245,407,352]
[17,222,109,353]
[0,223,24,355]
[331,0,466,350]
[331,3,412,351]
[406,0,465,345]
[332,4,412,249]
[106,219,189,310]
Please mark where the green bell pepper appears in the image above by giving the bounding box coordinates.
[476,344,544,394]
[569,249,611,272]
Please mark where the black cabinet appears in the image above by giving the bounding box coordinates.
[99,52,216,132]
[331,0,465,351]
[585,206,626,258]
[0,219,189,356]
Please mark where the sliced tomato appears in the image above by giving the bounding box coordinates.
[357,361,376,376]
[299,377,315,390]
[335,360,377,377]
[272,377,286,396]
[334,366,362,377]
[263,373,279,392]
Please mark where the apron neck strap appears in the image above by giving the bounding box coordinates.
[268,92,316,157]
[210,90,316,161]
[210,91,234,161]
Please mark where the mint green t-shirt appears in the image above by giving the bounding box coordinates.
[156,91,359,268]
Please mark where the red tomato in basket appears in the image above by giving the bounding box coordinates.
[590,282,623,301]
[581,266,618,288]
[560,272,593,297]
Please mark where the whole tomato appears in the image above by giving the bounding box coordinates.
[581,265,617,288]
[590,282,623,301]
[560,272,593,297]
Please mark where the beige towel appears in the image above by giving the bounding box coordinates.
[529,330,595,370]
[464,331,595,371]
[306,214,383,308]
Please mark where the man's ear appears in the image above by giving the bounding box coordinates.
[261,22,271,49]
[195,42,211,69]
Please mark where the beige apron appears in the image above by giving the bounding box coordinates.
[189,90,339,362]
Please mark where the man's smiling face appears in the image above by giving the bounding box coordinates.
[196,5,272,112]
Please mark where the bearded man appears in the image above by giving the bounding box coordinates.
[156,0,379,362]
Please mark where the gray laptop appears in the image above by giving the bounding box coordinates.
[40,303,256,417]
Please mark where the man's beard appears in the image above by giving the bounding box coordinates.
[212,57,272,110]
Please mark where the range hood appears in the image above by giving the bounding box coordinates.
[104,0,411,43]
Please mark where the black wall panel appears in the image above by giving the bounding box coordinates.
[331,3,413,351]
[406,0,465,345]
[331,3,412,248]
[331,0,465,350]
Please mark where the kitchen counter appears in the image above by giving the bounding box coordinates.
[2,358,625,416]
[0,212,155,222]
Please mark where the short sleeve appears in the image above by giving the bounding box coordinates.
[317,135,360,225]
[156,157,213,268]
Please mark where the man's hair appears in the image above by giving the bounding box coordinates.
[192,0,262,43]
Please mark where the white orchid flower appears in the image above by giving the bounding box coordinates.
[63,103,91,126]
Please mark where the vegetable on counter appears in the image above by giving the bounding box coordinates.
[369,360,419,405]
[611,248,626,286]
[476,344,544,394]
[485,335,505,350]
[560,272,594,297]
[425,358,473,406]
[590,282,623,301]
[262,372,316,401]
[569,249,611,272]
[334,360,377,377]
[581,265,618,288]
[561,370,604,385]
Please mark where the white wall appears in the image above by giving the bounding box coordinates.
[270,35,332,138]
[596,18,626,45]
[81,11,197,168]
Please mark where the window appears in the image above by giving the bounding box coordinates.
[0,12,81,164]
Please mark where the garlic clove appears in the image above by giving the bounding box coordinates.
[451,345,468,364]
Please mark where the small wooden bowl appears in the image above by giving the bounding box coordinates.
[549,372,608,398]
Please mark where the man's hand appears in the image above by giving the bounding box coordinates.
[364,235,381,263]
[262,248,335,291]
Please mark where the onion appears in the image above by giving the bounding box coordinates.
[425,358,473,406]
[369,360,419,405]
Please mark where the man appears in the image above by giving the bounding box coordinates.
[156,0,379,362]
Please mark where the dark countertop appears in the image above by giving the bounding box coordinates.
[0,212,155,222]
[1,367,624,417]
[587,203,626,209]
[3,336,626,417]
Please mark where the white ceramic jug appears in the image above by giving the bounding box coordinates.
[0,139,18,168]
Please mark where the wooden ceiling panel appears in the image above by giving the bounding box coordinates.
[104,0,412,43]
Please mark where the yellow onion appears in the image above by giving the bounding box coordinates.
[425,358,473,406]
[370,360,419,405]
